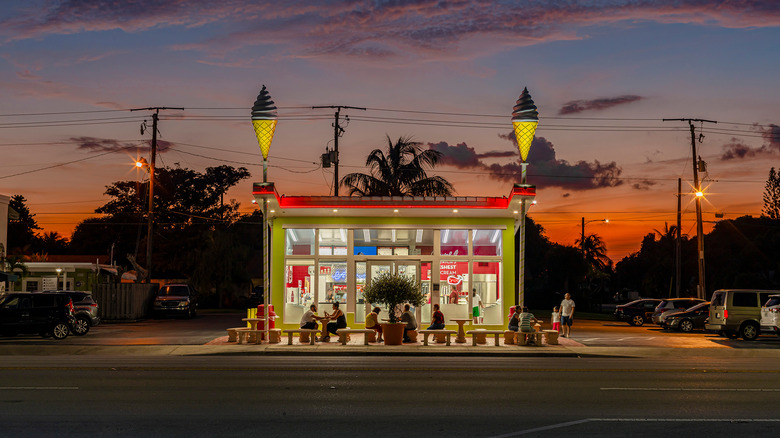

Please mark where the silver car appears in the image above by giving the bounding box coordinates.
[42,290,100,336]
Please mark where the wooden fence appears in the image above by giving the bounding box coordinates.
[92,283,158,321]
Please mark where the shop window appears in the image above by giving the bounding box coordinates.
[25,281,39,292]
[318,261,348,305]
[439,260,469,319]
[353,229,433,256]
[286,229,315,255]
[356,262,367,323]
[472,261,502,325]
[473,229,502,256]
[420,262,432,324]
[318,229,347,256]
[283,259,314,324]
[440,229,468,256]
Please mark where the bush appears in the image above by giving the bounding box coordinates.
[361,273,424,323]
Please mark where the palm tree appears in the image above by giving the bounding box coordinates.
[4,255,29,292]
[575,234,612,273]
[340,136,454,197]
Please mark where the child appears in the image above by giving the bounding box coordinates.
[551,306,561,333]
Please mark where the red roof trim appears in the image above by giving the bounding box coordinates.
[252,183,535,210]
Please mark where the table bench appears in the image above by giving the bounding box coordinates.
[336,328,375,345]
[419,329,457,346]
[466,329,505,346]
[517,331,543,346]
[237,329,263,344]
[543,330,559,345]
[283,329,320,345]
[226,327,249,342]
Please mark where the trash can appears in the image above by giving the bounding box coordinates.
[257,304,277,339]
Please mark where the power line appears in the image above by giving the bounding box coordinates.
[0,144,141,180]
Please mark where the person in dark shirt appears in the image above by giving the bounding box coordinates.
[426,304,445,330]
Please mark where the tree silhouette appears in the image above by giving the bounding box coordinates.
[763,167,780,219]
[340,136,454,197]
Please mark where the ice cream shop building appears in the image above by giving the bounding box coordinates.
[253,182,536,329]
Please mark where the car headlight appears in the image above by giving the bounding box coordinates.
[178,301,189,308]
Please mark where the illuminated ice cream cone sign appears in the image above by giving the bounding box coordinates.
[511,87,538,163]
[251,85,278,160]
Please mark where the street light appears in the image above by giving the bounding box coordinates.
[581,218,609,260]
[251,85,277,343]
[55,267,62,289]
[511,87,539,307]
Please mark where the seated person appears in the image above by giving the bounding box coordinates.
[518,307,538,344]
[400,304,418,342]
[365,307,383,342]
[300,304,320,330]
[507,305,521,332]
[426,304,445,330]
[323,302,347,342]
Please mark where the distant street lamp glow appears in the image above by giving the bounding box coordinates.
[695,191,703,197]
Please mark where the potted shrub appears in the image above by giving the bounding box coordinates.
[361,272,424,345]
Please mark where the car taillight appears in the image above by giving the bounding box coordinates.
[89,303,98,308]
[723,309,728,319]
[770,308,780,313]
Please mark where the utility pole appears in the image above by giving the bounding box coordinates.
[130,107,184,283]
[312,105,366,196]
[676,178,682,298]
[663,118,716,300]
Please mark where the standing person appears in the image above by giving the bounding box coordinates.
[472,288,484,324]
[426,304,445,330]
[365,306,383,342]
[560,293,575,337]
[551,306,561,333]
[323,302,346,342]
[400,304,418,342]
[300,304,320,330]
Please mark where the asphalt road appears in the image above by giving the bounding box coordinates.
[1,355,779,437]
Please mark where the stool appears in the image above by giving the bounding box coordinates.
[366,331,377,343]
[503,330,516,345]
[407,330,418,342]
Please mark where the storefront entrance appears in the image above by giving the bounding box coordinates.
[366,260,427,325]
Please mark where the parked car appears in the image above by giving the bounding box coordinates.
[152,284,198,318]
[614,299,662,326]
[662,302,710,332]
[706,289,779,340]
[42,290,100,335]
[0,292,76,339]
[651,298,706,325]
[759,294,780,336]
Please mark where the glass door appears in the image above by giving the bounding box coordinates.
[366,260,420,322]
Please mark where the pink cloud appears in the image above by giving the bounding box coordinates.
[1,1,777,61]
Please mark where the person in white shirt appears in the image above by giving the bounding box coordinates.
[472,289,484,324]
[300,304,320,330]
[560,293,575,337]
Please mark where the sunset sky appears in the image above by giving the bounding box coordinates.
[1,1,778,261]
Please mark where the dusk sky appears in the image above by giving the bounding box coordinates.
[1,0,778,261]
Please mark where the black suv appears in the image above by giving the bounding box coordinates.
[0,292,76,339]
[152,284,198,318]
[614,298,662,326]
[43,290,100,335]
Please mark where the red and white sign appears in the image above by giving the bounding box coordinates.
[447,275,463,286]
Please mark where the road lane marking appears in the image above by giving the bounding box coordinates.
[601,387,780,392]
[0,387,79,390]
[488,418,780,437]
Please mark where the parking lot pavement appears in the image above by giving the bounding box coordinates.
[569,318,780,348]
